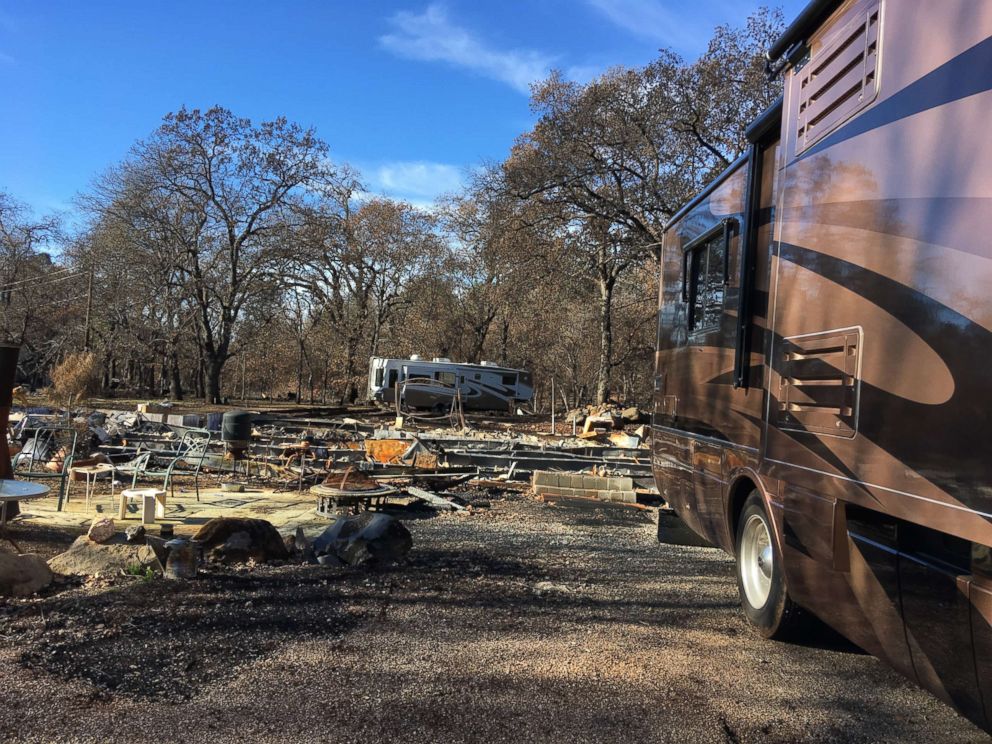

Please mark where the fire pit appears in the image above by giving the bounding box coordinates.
[311,468,398,517]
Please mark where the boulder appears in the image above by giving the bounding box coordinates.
[0,551,53,596]
[313,513,412,566]
[124,525,146,544]
[210,530,253,564]
[621,406,643,424]
[87,517,116,544]
[564,408,587,424]
[192,518,289,563]
[48,536,160,577]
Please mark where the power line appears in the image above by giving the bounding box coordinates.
[0,269,85,291]
[0,267,76,287]
[0,293,89,309]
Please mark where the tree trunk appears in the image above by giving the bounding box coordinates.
[193,327,205,399]
[499,316,510,364]
[206,357,224,404]
[596,276,614,405]
[341,334,359,404]
[169,346,183,400]
[296,339,304,404]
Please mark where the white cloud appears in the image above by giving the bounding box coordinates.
[379,4,556,94]
[564,64,602,84]
[365,160,465,206]
[585,0,714,49]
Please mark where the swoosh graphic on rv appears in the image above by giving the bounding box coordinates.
[799,35,992,161]
[782,197,992,262]
[778,242,992,518]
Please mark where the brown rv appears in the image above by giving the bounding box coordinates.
[653,0,992,731]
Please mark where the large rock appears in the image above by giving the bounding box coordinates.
[564,408,587,425]
[87,517,116,544]
[313,513,412,566]
[0,551,53,596]
[621,406,644,424]
[192,518,289,563]
[49,536,160,577]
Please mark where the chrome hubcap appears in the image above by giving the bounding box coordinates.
[741,513,773,608]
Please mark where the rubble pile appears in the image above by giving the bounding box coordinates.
[0,397,659,599]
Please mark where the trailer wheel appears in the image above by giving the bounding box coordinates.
[735,491,802,639]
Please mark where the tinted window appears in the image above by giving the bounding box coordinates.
[438,371,456,385]
[688,233,725,332]
[501,373,517,386]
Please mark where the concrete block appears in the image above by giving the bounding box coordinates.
[578,474,604,491]
[532,471,553,487]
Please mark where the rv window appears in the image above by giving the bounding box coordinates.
[474,373,481,380]
[374,368,384,387]
[387,370,397,388]
[438,371,456,386]
[688,232,726,332]
[501,373,516,386]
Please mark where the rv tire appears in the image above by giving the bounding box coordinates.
[735,491,803,640]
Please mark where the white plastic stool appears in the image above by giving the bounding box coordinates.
[118,488,166,523]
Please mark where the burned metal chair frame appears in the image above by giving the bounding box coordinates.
[11,425,79,511]
[114,428,213,501]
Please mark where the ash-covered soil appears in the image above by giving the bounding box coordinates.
[0,492,985,743]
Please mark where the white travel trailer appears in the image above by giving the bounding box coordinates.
[368,356,534,411]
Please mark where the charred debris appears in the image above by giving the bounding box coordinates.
[10,399,659,512]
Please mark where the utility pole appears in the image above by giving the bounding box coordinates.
[82,269,93,352]
[550,377,556,434]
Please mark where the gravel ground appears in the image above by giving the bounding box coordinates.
[0,491,986,743]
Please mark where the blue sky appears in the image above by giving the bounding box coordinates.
[1,0,805,219]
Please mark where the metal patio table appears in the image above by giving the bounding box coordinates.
[0,479,51,551]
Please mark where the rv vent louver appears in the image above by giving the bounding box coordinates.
[795,3,880,152]
[777,329,861,437]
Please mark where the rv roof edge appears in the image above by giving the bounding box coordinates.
[664,151,749,229]
[745,96,783,143]
[767,0,842,60]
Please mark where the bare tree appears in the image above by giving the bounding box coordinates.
[87,107,333,402]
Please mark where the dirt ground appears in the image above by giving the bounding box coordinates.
[0,491,986,743]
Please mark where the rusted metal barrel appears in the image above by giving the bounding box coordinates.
[221,410,253,460]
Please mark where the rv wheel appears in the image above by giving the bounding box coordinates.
[735,491,802,639]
